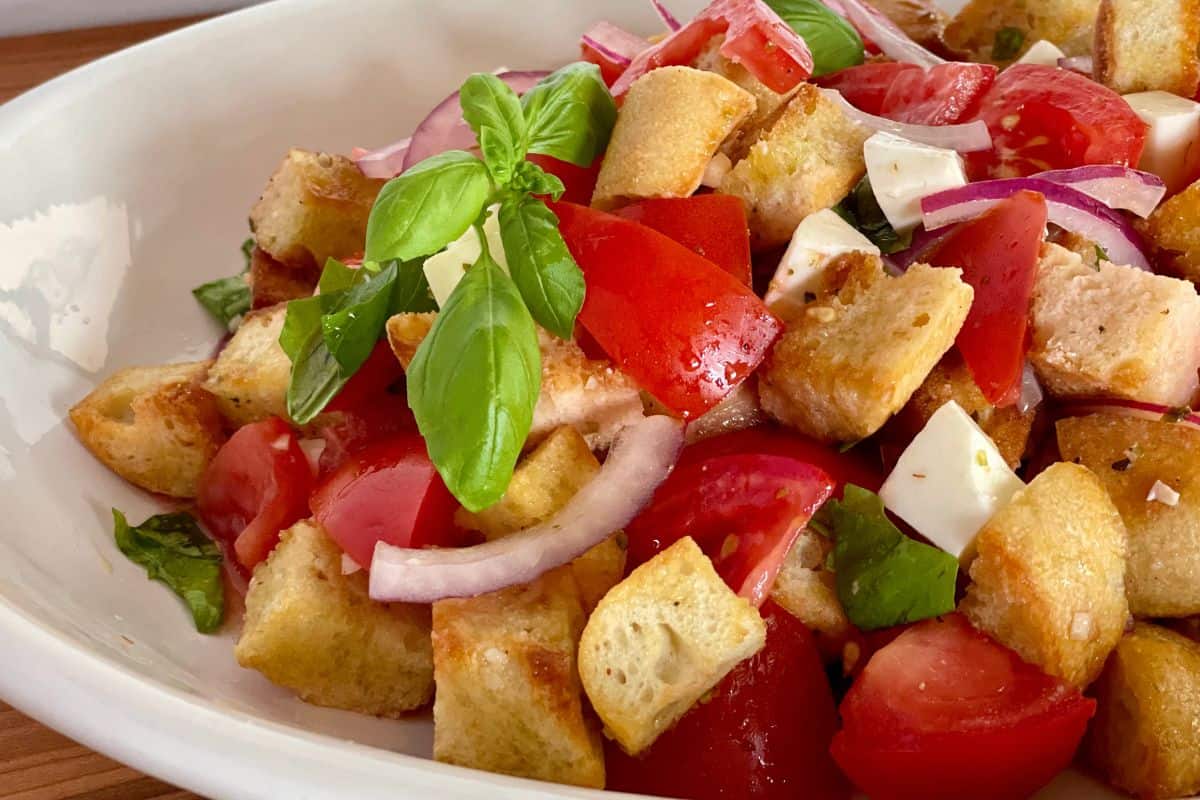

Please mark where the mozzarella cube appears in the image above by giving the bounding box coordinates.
[1124,91,1200,194]
[1017,40,1066,67]
[764,209,880,320]
[422,204,508,307]
[879,400,1025,560]
[863,132,968,232]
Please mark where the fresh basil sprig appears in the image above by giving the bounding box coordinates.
[499,195,585,340]
[765,0,865,77]
[835,176,914,254]
[521,62,619,167]
[192,237,255,329]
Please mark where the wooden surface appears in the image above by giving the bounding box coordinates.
[0,20,210,798]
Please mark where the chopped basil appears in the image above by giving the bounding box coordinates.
[461,72,528,185]
[520,62,617,167]
[835,176,914,255]
[766,0,866,77]
[498,196,585,340]
[193,274,251,329]
[992,26,1026,61]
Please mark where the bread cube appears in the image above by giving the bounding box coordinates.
[720,84,870,249]
[578,537,766,755]
[592,67,756,210]
[769,529,852,655]
[70,361,225,498]
[1144,178,1200,283]
[871,0,954,54]
[1057,413,1200,617]
[692,37,799,161]
[249,149,383,271]
[236,520,433,716]
[961,462,1130,687]
[1095,0,1200,97]
[759,261,973,443]
[202,304,293,426]
[1087,623,1200,800]
[1030,243,1200,406]
[249,245,318,310]
[945,0,1099,62]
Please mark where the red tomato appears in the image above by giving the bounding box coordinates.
[966,64,1148,179]
[552,201,782,419]
[924,191,1047,406]
[581,42,628,87]
[614,195,753,286]
[316,341,415,475]
[610,0,813,98]
[831,614,1096,800]
[323,340,405,416]
[818,62,997,125]
[607,602,849,800]
[527,154,601,206]
[197,417,314,569]
[816,62,918,115]
[309,434,462,569]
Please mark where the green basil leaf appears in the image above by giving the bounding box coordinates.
[281,290,350,424]
[365,150,492,263]
[511,160,567,200]
[521,62,617,167]
[461,72,527,185]
[241,236,255,267]
[387,257,438,314]
[836,176,913,254]
[317,257,360,295]
[192,274,251,330]
[765,0,864,77]
[321,261,399,373]
[828,485,958,631]
[407,250,541,511]
[113,509,224,633]
[992,26,1025,61]
[499,196,585,340]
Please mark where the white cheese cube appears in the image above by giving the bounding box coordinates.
[764,209,880,320]
[863,132,968,232]
[1124,91,1200,194]
[879,400,1025,560]
[422,204,508,307]
[1017,40,1066,67]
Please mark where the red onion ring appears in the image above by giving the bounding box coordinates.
[1035,166,1166,218]
[1058,398,1200,432]
[890,225,954,270]
[581,21,649,66]
[369,415,685,603]
[351,137,411,180]
[821,88,993,152]
[650,0,683,31]
[821,0,944,68]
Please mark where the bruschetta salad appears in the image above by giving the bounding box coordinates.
[69,0,1200,797]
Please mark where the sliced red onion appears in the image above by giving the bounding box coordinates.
[821,89,992,152]
[351,137,411,180]
[1035,166,1166,218]
[1057,55,1093,75]
[650,0,683,31]
[821,0,944,68]
[1059,399,1200,432]
[369,415,685,603]
[1017,363,1043,415]
[921,177,1151,270]
[581,21,648,66]
[297,437,327,478]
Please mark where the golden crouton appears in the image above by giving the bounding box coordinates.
[592,67,756,210]
[759,260,973,443]
[1030,243,1200,407]
[945,0,1099,62]
[769,529,852,655]
[1144,178,1200,283]
[70,361,225,498]
[692,37,799,161]
[720,84,869,249]
[249,149,383,271]
[961,462,1129,687]
[236,520,434,716]
[203,305,293,426]
[1058,413,1200,617]
[872,0,957,56]
[1094,0,1200,97]
[1087,624,1200,800]
[578,537,766,755]
[249,245,318,310]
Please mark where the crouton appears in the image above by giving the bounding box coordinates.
[387,314,644,452]
[1057,413,1200,617]
[236,520,433,716]
[1087,624,1200,800]
[249,149,383,271]
[592,67,756,210]
[1094,0,1200,97]
[249,245,318,310]
[759,260,973,443]
[1144,178,1200,283]
[769,529,852,655]
[202,305,292,426]
[692,37,799,161]
[871,0,957,56]
[945,0,1099,62]
[1030,243,1200,406]
[720,84,869,249]
[70,361,225,498]
[578,537,766,755]
[961,462,1129,687]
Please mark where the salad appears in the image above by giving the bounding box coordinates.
[67,0,1200,798]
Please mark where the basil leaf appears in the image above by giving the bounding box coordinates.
[992,26,1025,61]
[521,62,617,167]
[317,258,360,295]
[113,509,224,633]
[499,196,585,340]
[511,160,567,199]
[192,274,251,329]
[766,0,864,77]
[241,236,255,266]
[281,290,351,424]
[828,485,958,631]
[387,257,438,314]
[836,176,913,254]
[365,150,492,263]
[461,72,527,185]
[321,261,399,373]
[408,250,541,511]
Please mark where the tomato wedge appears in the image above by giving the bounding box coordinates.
[924,191,1047,406]
[607,602,849,800]
[818,62,997,125]
[527,154,601,206]
[615,195,753,286]
[581,43,629,87]
[832,614,1096,800]
[816,62,917,115]
[197,417,314,570]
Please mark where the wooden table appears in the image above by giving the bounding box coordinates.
[0,18,209,800]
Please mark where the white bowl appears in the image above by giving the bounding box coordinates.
[0,2,1121,798]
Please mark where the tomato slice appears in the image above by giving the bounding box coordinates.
[607,601,849,800]
[816,62,919,115]
[818,62,997,125]
[526,154,602,206]
[581,42,629,87]
[552,201,782,419]
[831,614,1096,800]
[197,417,314,570]
[614,195,753,286]
[924,191,1047,406]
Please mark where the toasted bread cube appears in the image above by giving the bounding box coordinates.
[760,261,973,443]
[720,84,869,249]
[249,149,384,271]
[249,245,318,310]
[1087,624,1200,800]
[770,529,852,656]
[1095,0,1200,97]
[236,520,433,716]
[961,462,1129,687]
[70,361,225,498]
[1030,243,1200,406]
[945,0,1099,62]
[579,537,766,755]
[203,305,293,426]
[592,67,756,210]
[872,0,954,54]
[1057,413,1200,617]
[692,37,799,161]
[1144,178,1200,283]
